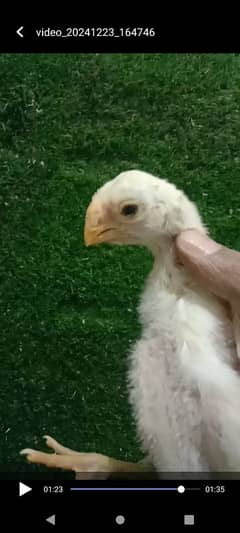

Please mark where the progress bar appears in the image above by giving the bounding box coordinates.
[70,487,177,491]
[70,485,200,492]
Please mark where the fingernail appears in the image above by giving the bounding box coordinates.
[177,230,221,255]
[19,448,33,455]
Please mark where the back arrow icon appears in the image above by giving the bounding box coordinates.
[16,26,24,38]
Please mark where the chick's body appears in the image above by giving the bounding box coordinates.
[129,258,238,473]
[85,169,240,474]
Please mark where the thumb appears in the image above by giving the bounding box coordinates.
[176,230,240,304]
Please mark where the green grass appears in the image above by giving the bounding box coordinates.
[1,53,240,476]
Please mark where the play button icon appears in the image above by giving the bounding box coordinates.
[19,482,32,496]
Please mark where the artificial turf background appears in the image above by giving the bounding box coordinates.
[1,53,240,475]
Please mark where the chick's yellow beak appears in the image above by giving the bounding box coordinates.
[84,200,116,246]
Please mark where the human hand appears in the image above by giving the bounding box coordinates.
[176,230,240,306]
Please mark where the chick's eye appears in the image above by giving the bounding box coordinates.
[121,204,138,216]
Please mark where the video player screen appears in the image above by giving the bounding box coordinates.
[0,21,239,529]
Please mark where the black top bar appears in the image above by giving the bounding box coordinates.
[0,23,239,53]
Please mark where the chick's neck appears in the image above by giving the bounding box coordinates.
[149,236,197,295]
